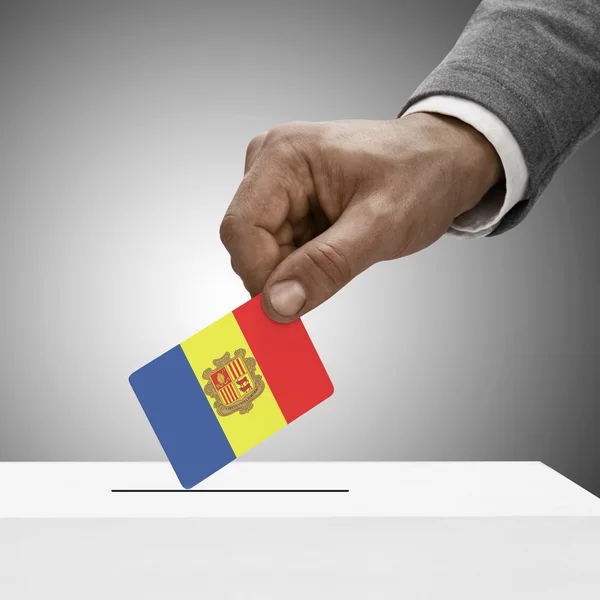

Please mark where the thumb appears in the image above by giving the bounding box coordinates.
[262,201,393,322]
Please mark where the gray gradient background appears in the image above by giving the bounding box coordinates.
[1,0,599,495]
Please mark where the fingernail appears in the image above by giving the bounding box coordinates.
[269,280,307,317]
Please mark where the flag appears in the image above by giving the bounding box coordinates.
[129,294,334,489]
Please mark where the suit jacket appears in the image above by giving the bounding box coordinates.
[400,0,600,236]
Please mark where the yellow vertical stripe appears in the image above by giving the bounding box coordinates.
[180,312,286,457]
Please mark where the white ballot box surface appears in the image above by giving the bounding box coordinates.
[1,462,599,599]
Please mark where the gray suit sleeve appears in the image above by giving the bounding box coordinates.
[400,0,600,236]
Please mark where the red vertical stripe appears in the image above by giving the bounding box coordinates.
[229,361,238,378]
[224,384,238,404]
[233,294,334,423]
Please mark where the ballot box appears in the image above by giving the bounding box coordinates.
[1,462,599,598]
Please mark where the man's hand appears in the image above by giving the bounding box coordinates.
[220,114,503,322]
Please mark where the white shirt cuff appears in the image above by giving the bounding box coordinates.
[402,96,529,238]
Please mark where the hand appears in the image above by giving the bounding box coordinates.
[220,114,503,322]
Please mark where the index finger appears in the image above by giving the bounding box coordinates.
[219,164,293,296]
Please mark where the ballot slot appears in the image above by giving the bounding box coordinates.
[110,488,350,493]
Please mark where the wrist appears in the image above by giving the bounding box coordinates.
[402,112,504,217]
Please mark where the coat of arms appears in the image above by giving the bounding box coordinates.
[202,348,265,416]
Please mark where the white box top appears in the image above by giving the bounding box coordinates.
[1,461,599,518]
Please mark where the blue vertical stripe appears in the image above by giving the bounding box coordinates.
[129,345,235,489]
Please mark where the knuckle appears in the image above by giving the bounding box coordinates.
[245,133,267,166]
[302,241,352,287]
[264,121,311,151]
[263,125,285,146]
[219,213,240,248]
[254,122,318,177]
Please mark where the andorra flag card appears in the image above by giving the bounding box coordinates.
[129,294,334,489]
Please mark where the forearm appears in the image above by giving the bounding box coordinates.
[400,0,600,236]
